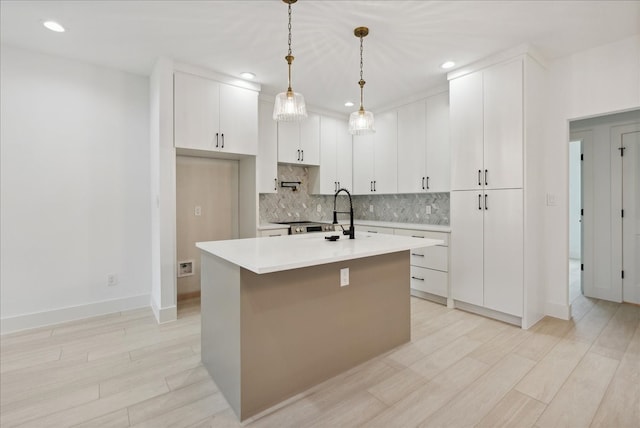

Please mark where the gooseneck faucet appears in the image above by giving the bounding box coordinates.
[332,188,355,239]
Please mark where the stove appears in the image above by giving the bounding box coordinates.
[275,221,336,235]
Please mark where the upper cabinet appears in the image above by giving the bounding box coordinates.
[174,71,258,155]
[277,114,320,166]
[396,92,450,193]
[257,100,278,194]
[353,110,398,194]
[309,116,352,194]
[450,59,523,191]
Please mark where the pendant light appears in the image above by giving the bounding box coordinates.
[273,0,307,122]
[349,26,375,135]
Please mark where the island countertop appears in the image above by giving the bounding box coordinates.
[196,231,441,274]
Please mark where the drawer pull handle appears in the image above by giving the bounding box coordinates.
[367,230,378,233]
[411,276,425,281]
[411,253,425,257]
[411,235,425,238]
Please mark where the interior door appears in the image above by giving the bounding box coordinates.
[622,128,640,304]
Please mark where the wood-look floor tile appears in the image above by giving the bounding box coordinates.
[515,338,590,403]
[468,324,529,365]
[409,335,483,380]
[367,366,427,406]
[71,408,130,428]
[364,357,490,427]
[590,303,640,360]
[513,317,573,362]
[130,392,228,428]
[475,389,547,428]
[187,408,241,428]
[165,365,214,391]
[128,378,219,425]
[534,351,619,427]
[419,353,536,427]
[564,299,619,344]
[306,391,387,427]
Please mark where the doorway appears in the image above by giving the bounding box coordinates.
[570,110,640,304]
[176,156,239,308]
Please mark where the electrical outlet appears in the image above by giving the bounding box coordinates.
[107,274,118,287]
[425,205,432,214]
[317,204,322,213]
[194,206,202,216]
[340,268,349,286]
[369,205,374,213]
[546,193,557,206]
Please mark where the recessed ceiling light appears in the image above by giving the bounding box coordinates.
[43,21,65,33]
[344,101,354,107]
[441,61,455,69]
[240,72,256,80]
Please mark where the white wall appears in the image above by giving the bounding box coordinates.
[0,46,151,332]
[568,140,581,260]
[543,35,640,318]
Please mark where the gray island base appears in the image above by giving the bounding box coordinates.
[201,250,410,421]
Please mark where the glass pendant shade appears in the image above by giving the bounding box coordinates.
[273,90,307,122]
[349,109,375,135]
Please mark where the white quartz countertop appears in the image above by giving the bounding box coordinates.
[197,231,442,274]
[354,220,451,233]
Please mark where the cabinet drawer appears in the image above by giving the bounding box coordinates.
[356,225,394,235]
[410,266,448,297]
[410,245,448,271]
[393,228,449,246]
[258,229,288,237]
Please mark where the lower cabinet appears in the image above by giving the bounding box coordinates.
[450,189,523,317]
[257,228,289,237]
[394,228,450,301]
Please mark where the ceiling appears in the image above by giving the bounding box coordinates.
[1,1,639,114]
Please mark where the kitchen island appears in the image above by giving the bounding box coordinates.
[196,231,441,421]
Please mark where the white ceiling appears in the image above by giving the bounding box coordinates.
[1,1,639,113]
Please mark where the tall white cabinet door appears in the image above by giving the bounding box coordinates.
[483,189,524,317]
[483,59,523,189]
[219,84,258,155]
[397,100,426,193]
[450,190,484,306]
[318,116,338,193]
[426,91,450,192]
[174,72,220,150]
[258,100,278,194]
[277,122,300,164]
[374,110,398,194]
[300,113,320,166]
[450,71,483,191]
[335,120,353,192]
[352,134,375,194]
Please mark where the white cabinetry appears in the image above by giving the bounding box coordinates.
[310,116,352,194]
[397,92,450,193]
[394,228,450,301]
[174,71,258,155]
[448,51,545,328]
[277,114,320,165]
[257,228,289,237]
[450,190,523,316]
[258,100,278,193]
[450,59,522,191]
[353,110,398,194]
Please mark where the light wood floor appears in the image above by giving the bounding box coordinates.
[1,295,638,427]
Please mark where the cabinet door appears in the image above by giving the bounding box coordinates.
[258,100,278,194]
[300,113,320,166]
[450,190,484,306]
[277,121,300,164]
[219,83,258,155]
[450,71,483,191]
[483,189,523,317]
[335,120,353,192]
[426,91,450,192]
[483,59,523,189]
[352,134,375,194]
[174,72,220,150]
[373,110,398,194]
[397,100,426,193]
[315,116,338,194]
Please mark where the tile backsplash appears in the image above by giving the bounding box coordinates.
[259,165,449,225]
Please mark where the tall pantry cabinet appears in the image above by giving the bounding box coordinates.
[449,52,546,328]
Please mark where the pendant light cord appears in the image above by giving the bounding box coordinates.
[286,2,293,93]
[359,35,365,111]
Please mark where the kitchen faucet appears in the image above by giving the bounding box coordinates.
[332,188,355,239]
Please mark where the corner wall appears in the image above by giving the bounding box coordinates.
[0,46,152,333]
[543,35,640,318]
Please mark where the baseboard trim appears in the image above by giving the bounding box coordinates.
[410,289,447,306]
[1,294,150,335]
[453,300,522,327]
[151,298,177,324]
[545,301,571,320]
[177,290,201,301]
